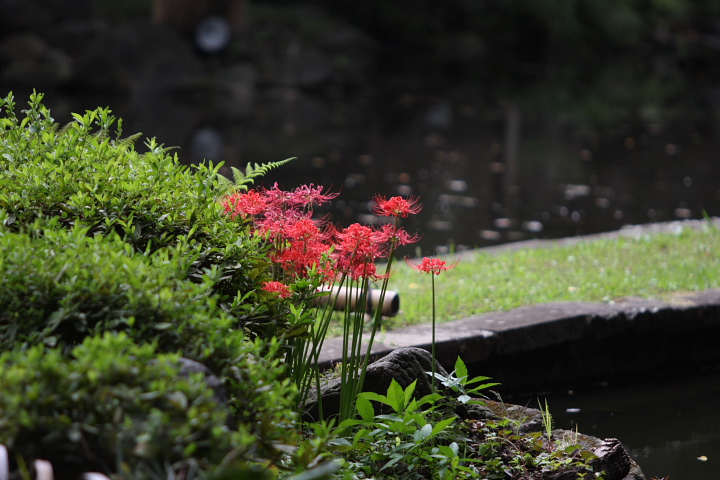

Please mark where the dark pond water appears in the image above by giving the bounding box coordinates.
[35,53,720,258]
[510,369,720,480]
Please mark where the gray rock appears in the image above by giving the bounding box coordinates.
[455,402,500,422]
[593,438,633,480]
[572,435,644,480]
[303,347,447,421]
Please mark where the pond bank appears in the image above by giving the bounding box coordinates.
[320,219,720,394]
[320,288,720,394]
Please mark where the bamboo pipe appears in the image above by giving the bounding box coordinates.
[314,286,400,317]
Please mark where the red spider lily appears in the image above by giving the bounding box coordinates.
[261,183,339,211]
[334,223,384,259]
[288,184,339,207]
[219,183,433,420]
[262,183,292,206]
[371,195,422,218]
[254,203,316,238]
[221,190,268,218]
[282,218,325,240]
[376,223,421,246]
[347,260,388,281]
[406,255,458,396]
[221,186,421,283]
[272,237,334,278]
[262,281,293,298]
[265,217,336,277]
[393,228,421,246]
[333,223,394,280]
[405,256,459,275]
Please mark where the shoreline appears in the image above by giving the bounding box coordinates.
[320,218,720,392]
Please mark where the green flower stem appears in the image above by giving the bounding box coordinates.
[431,271,436,395]
[357,247,396,412]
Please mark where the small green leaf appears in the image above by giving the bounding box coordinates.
[71,112,85,126]
[430,417,455,438]
[454,356,468,382]
[403,379,417,407]
[467,381,501,394]
[356,395,375,422]
[358,391,390,407]
[414,392,442,407]
[167,391,188,409]
[388,379,405,413]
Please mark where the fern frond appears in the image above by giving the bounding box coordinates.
[217,174,233,188]
[219,157,295,194]
[231,166,246,185]
[116,132,143,147]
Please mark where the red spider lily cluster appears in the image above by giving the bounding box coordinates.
[221,184,421,297]
[405,256,459,275]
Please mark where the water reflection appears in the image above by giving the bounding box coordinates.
[34,53,720,257]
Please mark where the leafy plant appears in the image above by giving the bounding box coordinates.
[335,379,478,479]
[330,375,606,479]
[539,398,554,446]
[429,356,500,405]
[465,416,605,479]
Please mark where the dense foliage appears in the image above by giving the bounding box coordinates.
[0,333,248,476]
[0,92,302,479]
[0,92,297,341]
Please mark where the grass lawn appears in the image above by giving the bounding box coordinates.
[382,220,720,330]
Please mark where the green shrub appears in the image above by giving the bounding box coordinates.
[0,222,267,373]
[0,92,306,477]
[0,91,294,341]
[0,222,209,352]
[0,225,301,475]
[0,332,256,479]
